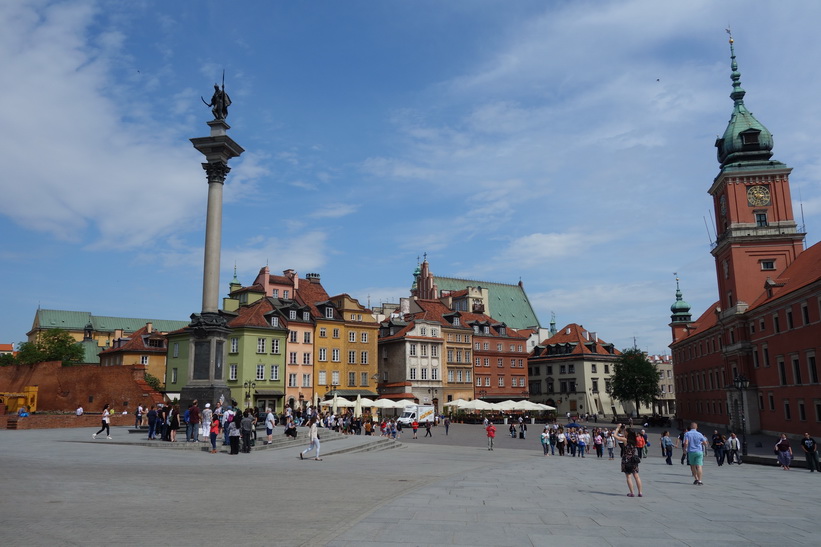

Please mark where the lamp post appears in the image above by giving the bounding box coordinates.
[243,381,256,409]
[733,375,750,456]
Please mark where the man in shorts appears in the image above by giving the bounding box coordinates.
[683,422,708,485]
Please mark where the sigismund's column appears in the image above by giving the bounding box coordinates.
[180,81,244,409]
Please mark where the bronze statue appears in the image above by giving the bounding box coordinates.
[202,74,231,120]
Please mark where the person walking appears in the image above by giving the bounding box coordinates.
[725,433,741,465]
[775,433,793,470]
[711,430,726,466]
[615,426,643,497]
[412,420,419,439]
[683,422,708,485]
[92,403,112,439]
[300,417,322,461]
[661,430,674,465]
[605,430,615,460]
[208,414,220,454]
[485,421,496,450]
[800,433,820,472]
[424,421,432,437]
[444,416,450,435]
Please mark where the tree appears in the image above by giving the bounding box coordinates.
[610,348,660,417]
[16,329,85,365]
[0,352,16,366]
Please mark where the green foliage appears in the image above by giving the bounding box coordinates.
[610,348,660,414]
[0,352,16,366]
[16,329,84,365]
[144,372,162,391]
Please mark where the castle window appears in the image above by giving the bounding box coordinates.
[755,212,768,227]
[760,260,775,271]
[741,130,760,146]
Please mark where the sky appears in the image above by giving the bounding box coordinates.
[2,0,821,356]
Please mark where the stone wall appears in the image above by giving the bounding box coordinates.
[0,361,163,415]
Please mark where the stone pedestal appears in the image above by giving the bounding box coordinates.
[179,312,232,409]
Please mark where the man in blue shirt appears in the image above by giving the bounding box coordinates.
[683,422,708,485]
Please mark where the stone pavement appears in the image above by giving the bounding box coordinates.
[0,423,818,546]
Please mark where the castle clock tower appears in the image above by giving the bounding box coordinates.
[709,34,805,311]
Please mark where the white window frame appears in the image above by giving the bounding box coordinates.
[256,364,265,381]
[270,364,279,381]
[229,364,238,381]
[257,338,266,353]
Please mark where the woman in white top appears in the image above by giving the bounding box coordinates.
[300,417,322,461]
[92,403,111,439]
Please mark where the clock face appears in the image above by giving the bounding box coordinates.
[747,185,771,207]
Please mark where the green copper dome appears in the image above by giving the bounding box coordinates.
[715,35,774,167]
[670,278,691,323]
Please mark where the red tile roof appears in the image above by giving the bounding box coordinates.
[532,323,620,357]
[227,298,276,329]
[750,241,821,308]
[98,326,167,355]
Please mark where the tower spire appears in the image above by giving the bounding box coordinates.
[727,28,746,105]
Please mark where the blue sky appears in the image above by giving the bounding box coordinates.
[2,0,821,355]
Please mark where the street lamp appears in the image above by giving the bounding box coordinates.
[733,375,750,456]
[243,381,256,409]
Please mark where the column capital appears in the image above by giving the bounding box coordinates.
[202,162,231,184]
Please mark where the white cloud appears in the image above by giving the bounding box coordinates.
[310,203,359,219]
[0,1,206,249]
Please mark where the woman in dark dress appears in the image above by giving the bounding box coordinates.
[169,405,180,442]
[615,426,643,497]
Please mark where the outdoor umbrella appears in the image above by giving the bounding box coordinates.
[461,399,495,411]
[566,422,581,428]
[371,399,398,409]
[444,399,467,407]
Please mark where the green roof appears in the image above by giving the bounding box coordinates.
[432,277,541,330]
[32,309,189,334]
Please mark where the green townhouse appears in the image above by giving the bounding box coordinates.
[165,297,288,413]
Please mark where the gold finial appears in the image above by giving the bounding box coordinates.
[725,27,733,44]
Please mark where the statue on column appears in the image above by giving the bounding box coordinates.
[202,73,231,120]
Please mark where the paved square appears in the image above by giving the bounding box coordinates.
[0,424,817,546]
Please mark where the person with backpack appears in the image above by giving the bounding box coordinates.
[221,407,234,446]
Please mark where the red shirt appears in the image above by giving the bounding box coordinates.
[486,425,496,438]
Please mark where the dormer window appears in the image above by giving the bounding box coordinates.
[325,307,334,319]
[289,310,297,320]
[473,325,479,334]
[483,326,489,334]
[303,311,310,321]
[741,130,760,146]
[271,317,279,327]
[499,327,506,336]
[453,317,460,327]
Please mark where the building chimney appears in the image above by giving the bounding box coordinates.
[306,272,321,284]
[114,329,123,340]
[146,322,153,334]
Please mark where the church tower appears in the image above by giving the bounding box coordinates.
[708,33,805,312]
